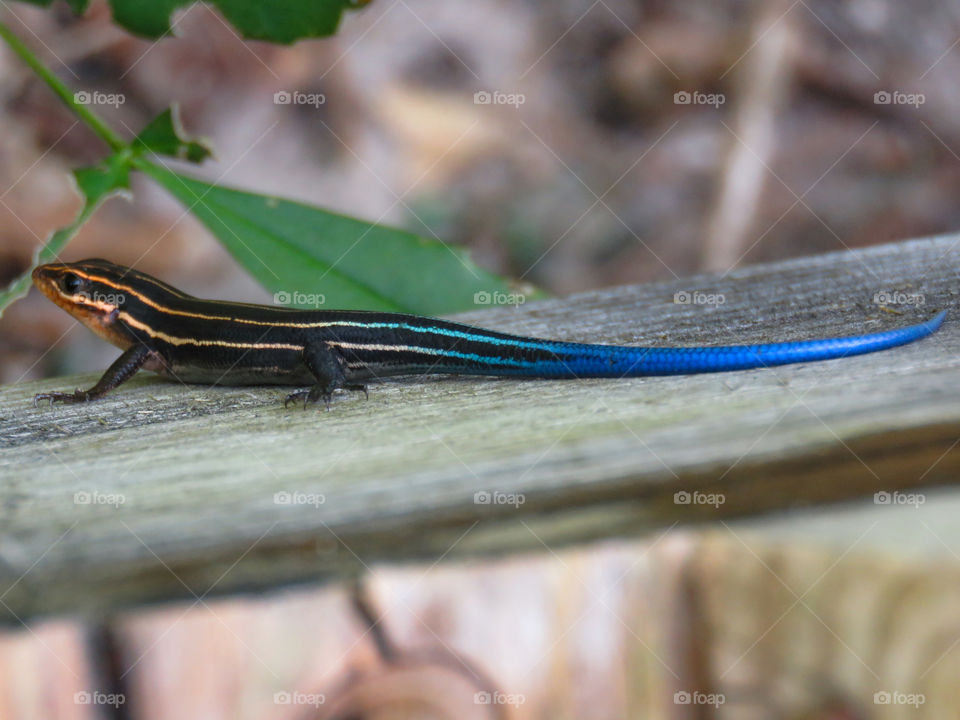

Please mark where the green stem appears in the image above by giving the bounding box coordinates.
[0,20,126,151]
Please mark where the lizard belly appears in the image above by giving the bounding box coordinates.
[156,363,315,386]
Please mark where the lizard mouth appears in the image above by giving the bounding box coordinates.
[32,264,78,313]
[33,263,132,349]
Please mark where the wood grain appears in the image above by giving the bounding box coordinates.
[1,236,958,621]
[95,530,960,719]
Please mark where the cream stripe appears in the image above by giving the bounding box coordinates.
[328,340,448,355]
[73,271,522,348]
[327,340,522,366]
[119,312,303,351]
[78,272,338,327]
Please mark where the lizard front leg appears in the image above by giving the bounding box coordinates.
[34,344,159,406]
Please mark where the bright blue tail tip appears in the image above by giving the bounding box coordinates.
[925,310,947,332]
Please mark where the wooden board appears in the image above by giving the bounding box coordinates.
[17,528,955,720]
[1,236,959,621]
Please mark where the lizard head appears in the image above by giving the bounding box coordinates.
[33,259,136,349]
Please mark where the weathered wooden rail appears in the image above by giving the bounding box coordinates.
[1,235,958,621]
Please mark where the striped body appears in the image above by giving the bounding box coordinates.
[136,303,947,384]
[30,259,947,405]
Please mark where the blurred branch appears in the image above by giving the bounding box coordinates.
[0,20,125,151]
[702,0,795,272]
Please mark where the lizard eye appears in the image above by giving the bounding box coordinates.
[61,272,83,294]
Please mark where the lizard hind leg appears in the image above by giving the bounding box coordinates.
[284,341,368,409]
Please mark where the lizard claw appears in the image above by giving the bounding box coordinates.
[34,390,90,407]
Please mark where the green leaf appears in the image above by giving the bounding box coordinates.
[0,153,131,315]
[73,150,132,198]
[16,0,358,43]
[136,159,529,315]
[132,108,212,164]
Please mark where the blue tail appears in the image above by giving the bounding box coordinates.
[500,310,946,378]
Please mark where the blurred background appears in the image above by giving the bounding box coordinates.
[3,0,960,382]
[2,0,960,718]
